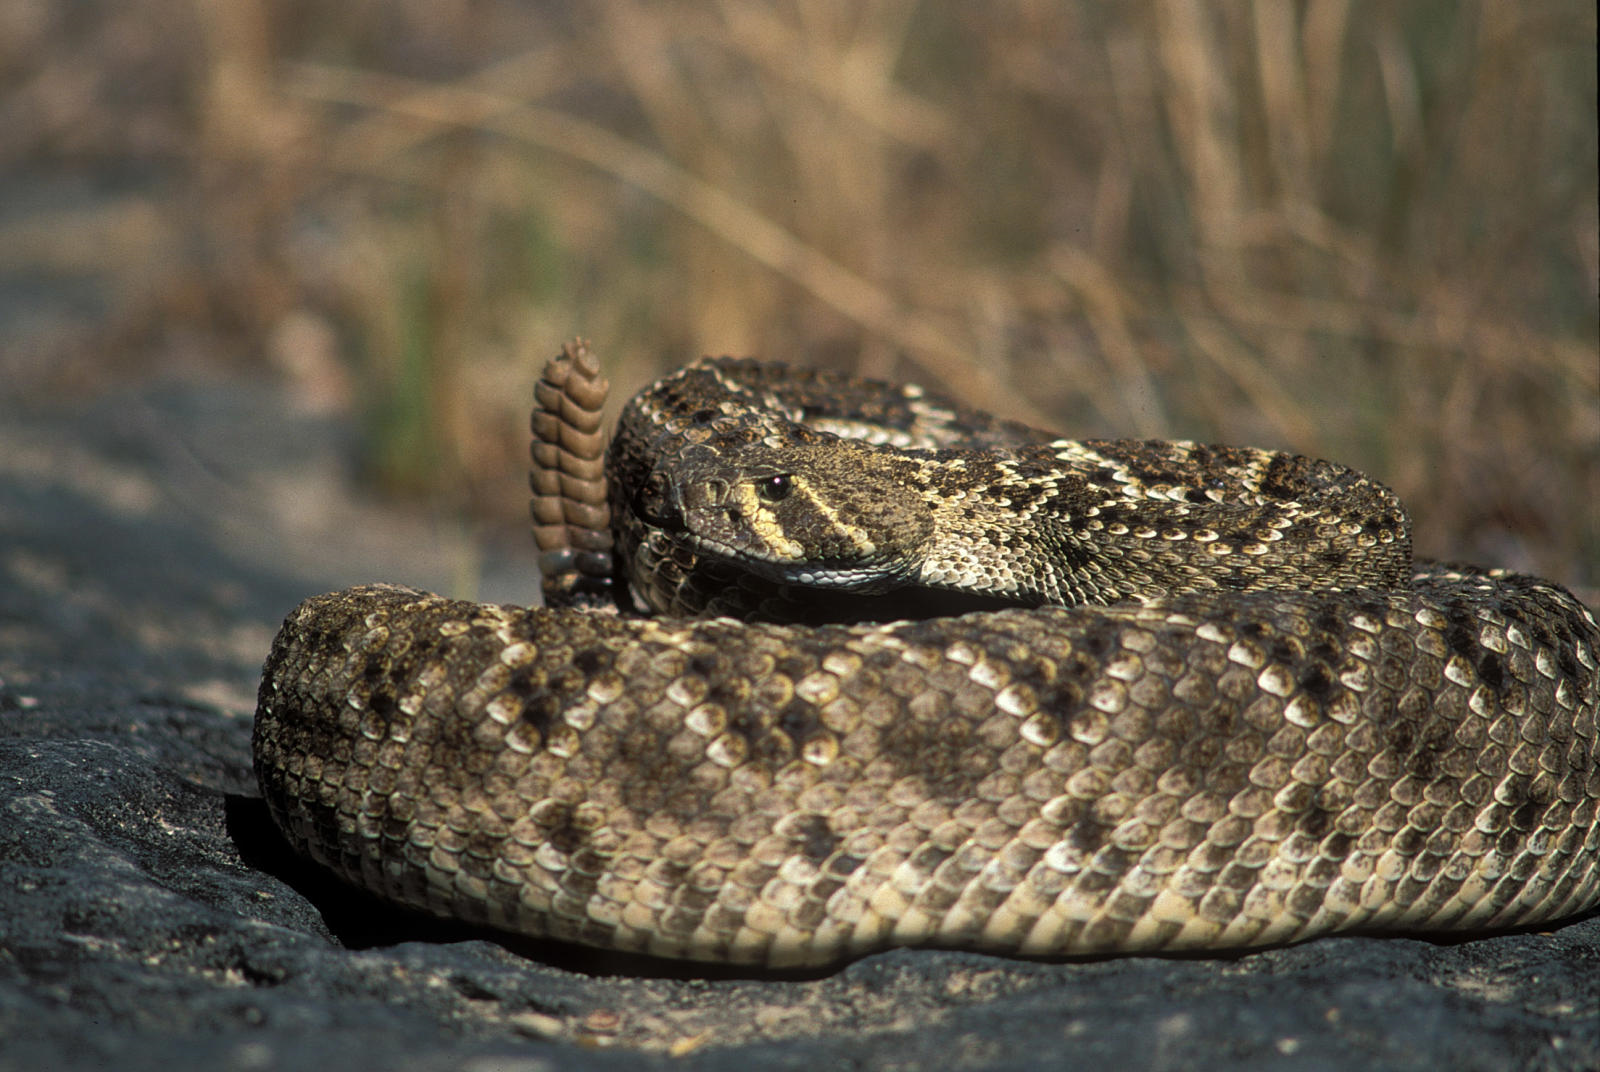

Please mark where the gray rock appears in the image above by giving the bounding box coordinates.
[2,382,1596,1071]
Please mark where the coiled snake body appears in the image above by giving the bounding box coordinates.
[255,347,1600,967]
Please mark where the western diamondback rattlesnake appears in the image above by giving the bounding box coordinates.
[254,342,1600,967]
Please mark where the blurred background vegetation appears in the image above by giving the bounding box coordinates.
[1,0,1595,589]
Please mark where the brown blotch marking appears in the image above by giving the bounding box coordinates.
[876,711,984,798]
[742,711,801,767]
[1295,803,1333,840]
[511,668,557,736]
[1360,515,1393,538]
[1239,622,1303,666]
[828,853,865,877]
[294,624,337,659]
[1385,717,1415,757]
[1510,784,1553,833]
[1556,645,1579,682]
[724,709,760,748]
[534,808,609,910]
[1203,759,1249,798]
[1216,862,1256,891]
[703,672,754,713]
[1040,534,1094,572]
[1086,504,1131,532]
[609,721,705,816]
[676,885,720,912]
[282,791,351,865]
[1296,662,1338,707]
[1382,709,1452,781]
[1283,519,1318,542]
[1392,827,1427,855]
[1268,635,1302,665]
[1525,614,1587,685]
[1475,651,1508,696]
[1493,829,1525,857]
[916,881,962,913]
[777,699,822,746]
[534,801,587,855]
[1287,881,1325,917]
[1074,864,1121,896]
[910,844,953,872]
[1352,597,1390,621]
[1320,831,1355,861]
[793,899,829,929]
[460,828,513,881]
[1103,444,1191,490]
[1257,453,1310,501]
[360,637,439,727]
[659,907,701,937]
[1201,699,1241,739]
[687,651,724,677]
[1044,632,1113,713]
[1067,814,1107,855]
[1016,655,1091,722]
[1056,698,1098,742]
[1001,467,1068,511]
[1440,607,1480,662]
[367,686,397,720]
[1312,609,1349,639]
[776,653,815,683]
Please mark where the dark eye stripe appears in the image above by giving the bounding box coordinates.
[758,474,793,503]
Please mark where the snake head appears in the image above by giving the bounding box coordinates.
[648,441,936,592]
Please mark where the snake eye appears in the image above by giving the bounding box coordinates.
[757,474,793,503]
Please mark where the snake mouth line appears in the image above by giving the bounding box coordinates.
[688,547,1044,624]
[686,534,905,591]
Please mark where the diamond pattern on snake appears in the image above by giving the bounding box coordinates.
[254,343,1600,967]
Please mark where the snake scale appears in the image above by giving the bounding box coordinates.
[254,342,1600,967]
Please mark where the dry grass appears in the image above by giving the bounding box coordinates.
[2,0,1595,588]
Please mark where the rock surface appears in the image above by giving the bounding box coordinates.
[1,380,1596,1072]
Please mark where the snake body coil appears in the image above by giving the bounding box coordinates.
[254,351,1600,967]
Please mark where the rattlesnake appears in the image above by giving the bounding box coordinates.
[254,343,1600,967]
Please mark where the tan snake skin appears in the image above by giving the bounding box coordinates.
[254,346,1600,967]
